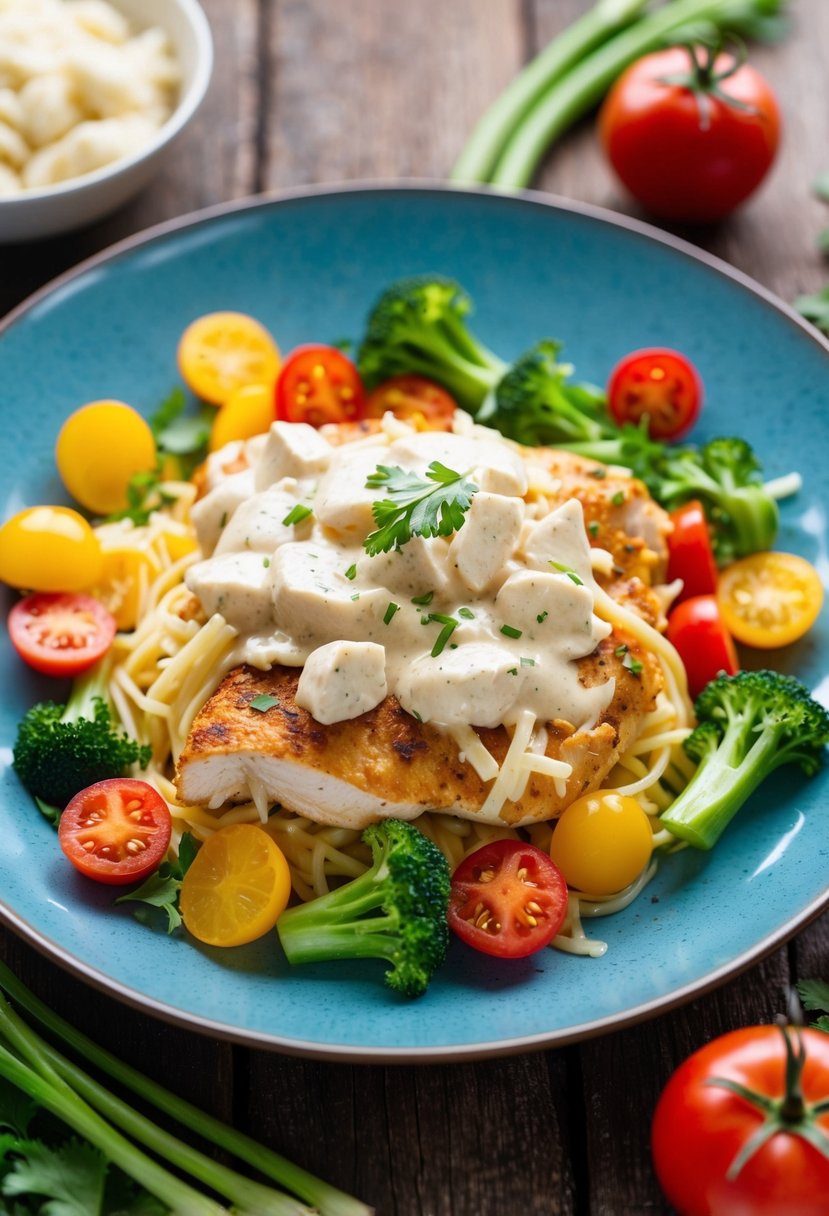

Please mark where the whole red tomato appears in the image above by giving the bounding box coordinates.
[652,1024,829,1216]
[599,45,781,223]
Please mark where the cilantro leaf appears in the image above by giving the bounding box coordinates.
[115,832,199,933]
[0,1082,38,1138]
[795,285,829,335]
[798,978,829,1014]
[1,1137,107,1216]
[363,461,478,555]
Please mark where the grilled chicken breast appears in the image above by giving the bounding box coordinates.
[177,632,661,830]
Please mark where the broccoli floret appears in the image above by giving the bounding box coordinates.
[356,276,506,412]
[489,340,616,447]
[12,661,152,810]
[277,818,450,998]
[660,670,829,850]
[653,437,780,563]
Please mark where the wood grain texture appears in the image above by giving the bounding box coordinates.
[2,2,829,1213]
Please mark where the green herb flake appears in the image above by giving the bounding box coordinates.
[536,610,548,624]
[458,606,475,620]
[623,653,643,677]
[344,563,357,580]
[500,624,522,639]
[549,560,583,586]
[351,592,361,601]
[262,556,271,568]
[508,667,518,676]
[611,490,625,507]
[589,467,607,480]
[250,694,280,712]
[520,657,535,667]
[384,601,400,625]
[282,504,313,526]
[588,521,601,538]
[411,590,434,606]
[615,644,629,657]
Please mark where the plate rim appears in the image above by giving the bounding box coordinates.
[2,179,828,1063]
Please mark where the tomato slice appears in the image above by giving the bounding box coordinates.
[8,592,117,677]
[178,312,281,406]
[275,345,365,427]
[666,594,739,700]
[364,375,456,430]
[59,778,172,886]
[667,500,719,604]
[180,823,292,947]
[448,839,568,959]
[717,551,824,650]
[607,348,702,440]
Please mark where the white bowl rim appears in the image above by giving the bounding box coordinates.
[0,0,214,207]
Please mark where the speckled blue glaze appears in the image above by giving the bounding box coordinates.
[1,185,828,1061]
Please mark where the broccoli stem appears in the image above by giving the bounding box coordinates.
[0,960,370,1216]
[451,0,650,183]
[660,718,781,849]
[278,868,394,965]
[489,0,782,189]
[60,658,112,726]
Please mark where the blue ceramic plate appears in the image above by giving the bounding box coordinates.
[1,185,828,1061]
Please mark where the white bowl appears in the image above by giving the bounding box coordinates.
[0,0,213,243]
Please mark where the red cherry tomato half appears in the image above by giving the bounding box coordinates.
[8,592,117,677]
[666,594,738,700]
[667,501,719,604]
[599,46,781,224]
[448,838,568,959]
[652,1025,829,1216]
[607,348,702,440]
[59,778,172,886]
[364,375,457,430]
[275,344,365,427]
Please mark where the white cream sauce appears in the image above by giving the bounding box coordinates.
[186,413,615,731]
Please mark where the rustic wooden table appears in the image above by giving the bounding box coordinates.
[2,2,829,1212]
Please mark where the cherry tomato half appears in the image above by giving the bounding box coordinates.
[0,506,103,593]
[448,838,568,959]
[652,1025,829,1216]
[210,382,275,451]
[59,778,172,886]
[178,312,281,406]
[666,594,739,700]
[8,592,117,677]
[607,348,702,440]
[56,401,158,516]
[717,551,824,650]
[276,345,365,427]
[599,46,781,224]
[550,791,653,896]
[364,375,457,430]
[667,500,719,604]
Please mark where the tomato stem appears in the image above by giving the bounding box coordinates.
[705,1024,829,1180]
[656,39,761,131]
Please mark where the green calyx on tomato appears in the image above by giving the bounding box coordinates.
[657,41,762,132]
[708,1024,829,1178]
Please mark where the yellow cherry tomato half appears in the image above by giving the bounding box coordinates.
[210,382,275,451]
[717,551,824,650]
[180,823,291,947]
[56,401,157,515]
[550,791,654,896]
[178,312,281,406]
[89,545,160,631]
[0,506,103,591]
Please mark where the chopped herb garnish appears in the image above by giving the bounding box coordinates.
[623,653,643,676]
[520,657,535,667]
[262,557,270,568]
[411,590,434,606]
[431,623,458,657]
[384,601,400,624]
[589,467,607,480]
[500,624,522,639]
[615,643,629,657]
[363,461,479,555]
[350,592,361,601]
[549,560,584,586]
[588,521,601,538]
[219,511,228,528]
[536,610,548,624]
[344,563,357,580]
[282,504,313,526]
[458,606,475,620]
[508,667,518,676]
[250,694,280,712]
[411,709,423,722]
[611,490,625,507]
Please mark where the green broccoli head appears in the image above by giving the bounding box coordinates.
[356,276,506,412]
[277,818,451,998]
[13,696,152,810]
[491,340,612,447]
[661,670,829,849]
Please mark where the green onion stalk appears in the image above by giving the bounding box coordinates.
[0,960,371,1216]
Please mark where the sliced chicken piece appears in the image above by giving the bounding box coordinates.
[176,632,661,830]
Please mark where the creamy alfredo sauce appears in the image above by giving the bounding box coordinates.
[186,413,615,734]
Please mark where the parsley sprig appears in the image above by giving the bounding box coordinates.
[363,462,478,556]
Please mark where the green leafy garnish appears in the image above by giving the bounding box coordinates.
[549,560,584,586]
[797,978,829,1033]
[363,462,478,556]
[428,614,458,657]
[249,694,280,712]
[383,602,400,624]
[795,284,829,335]
[500,624,522,639]
[115,833,199,934]
[282,504,313,526]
